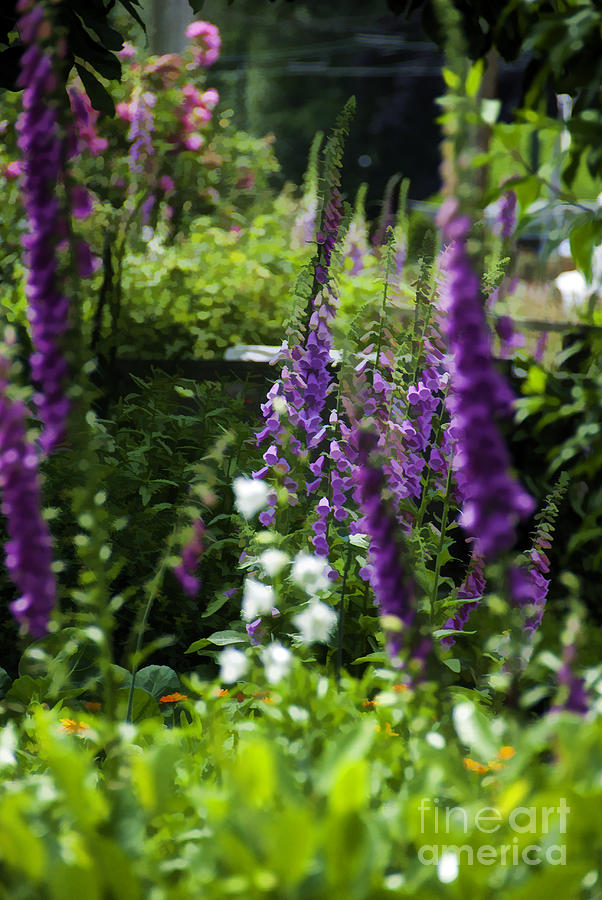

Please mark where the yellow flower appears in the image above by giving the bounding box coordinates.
[498,745,516,760]
[463,757,489,774]
[60,718,90,735]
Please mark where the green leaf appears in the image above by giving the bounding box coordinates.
[466,58,484,98]
[351,651,387,665]
[118,0,147,33]
[207,629,248,646]
[4,675,50,706]
[18,627,101,688]
[443,658,461,673]
[0,667,11,700]
[75,64,115,117]
[116,687,161,722]
[201,593,232,618]
[185,638,211,654]
[453,701,499,761]
[132,665,181,703]
[570,216,602,282]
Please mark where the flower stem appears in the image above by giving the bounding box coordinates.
[336,542,353,684]
[125,542,172,723]
[430,462,454,616]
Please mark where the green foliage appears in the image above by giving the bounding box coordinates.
[115,206,304,358]
[0,663,601,898]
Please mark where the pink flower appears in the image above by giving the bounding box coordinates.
[116,102,132,122]
[159,175,175,192]
[202,88,219,109]
[183,133,204,151]
[119,41,137,59]
[144,53,181,83]
[4,161,23,179]
[185,20,221,67]
[182,83,204,105]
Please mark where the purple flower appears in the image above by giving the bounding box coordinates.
[16,5,71,455]
[553,644,589,715]
[437,200,534,559]
[496,189,517,239]
[535,331,548,363]
[0,363,56,637]
[67,86,108,158]
[353,426,414,657]
[440,553,485,648]
[174,519,204,597]
[127,89,156,173]
[509,556,549,634]
[245,617,264,646]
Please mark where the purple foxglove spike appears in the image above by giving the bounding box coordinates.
[175,519,205,597]
[0,366,56,637]
[437,201,534,560]
[440,553,485,648]
[353,427,415,657]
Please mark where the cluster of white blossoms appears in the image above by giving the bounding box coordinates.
[289,553,337,645]
[219,478,338,686]
[219,642,293,685]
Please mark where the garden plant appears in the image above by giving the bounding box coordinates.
[0,0,601,898]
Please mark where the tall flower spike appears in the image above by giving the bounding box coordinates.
[353,425,414,658]
[511,472,568,633]
[16,1,71,455]
[0,357,56,637]
[440,551,485,648]
[174,519,205,597]
[436,199,534,560]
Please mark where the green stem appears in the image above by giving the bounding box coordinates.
[336,542,354,684]
[125,548,171,723]
[430,463,454,616]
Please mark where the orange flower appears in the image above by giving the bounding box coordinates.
[376,722,399,737]
[363,699,378,709]
[253,691,273,704]
[159,692,188,703]
[498,745,515,760]
[392,683,409,693]
[463,757,489,774]
[60,718,90,735]
[84,701,101,711]
[218,688,229,697]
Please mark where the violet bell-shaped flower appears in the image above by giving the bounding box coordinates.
[16,2,71,455]
[436,199,534,560]
[174,519,205,597]
[353,426,414,656]
[0,360,56,637]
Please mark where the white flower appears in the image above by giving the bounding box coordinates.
[555,269,588,315]
[294,600,337,644]
[219,647,249,684]
[437,851,459,884]
[233,477,270,519]
[242,578,275,621]
[258,548,290,577]
[261,642,293,683]
[290,552,330,596]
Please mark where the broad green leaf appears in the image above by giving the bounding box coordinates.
[132,665,182,703]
